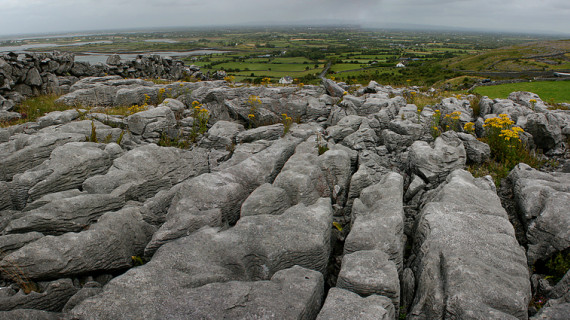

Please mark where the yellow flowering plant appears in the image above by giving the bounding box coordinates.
[281,113,293,136]
[483,114,524,163]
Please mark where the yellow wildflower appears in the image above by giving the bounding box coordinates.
[248,114,255,119]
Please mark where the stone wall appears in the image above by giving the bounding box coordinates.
[0,51,201,117]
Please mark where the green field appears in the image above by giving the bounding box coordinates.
[474,81,570,103]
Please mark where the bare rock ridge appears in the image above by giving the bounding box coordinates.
[0,54,569,319]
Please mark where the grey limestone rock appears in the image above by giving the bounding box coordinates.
[323,79,345,98]
[145,136,301,255]
[83,144,208,202]
[525,112,563,152]
[0,278,77,312]
[409,170,531,320]
[508,163,570,265]
[126,106,176,139]
[241,183,291,217]
[4,194,125,235]
[0,131,85,181]
[236,123,284,143]
[12,142,113,204]
[0,207,155,280]
[0,309,61,320]
[316,288,395,320]
[199,120,244,150]
[345,172,405,272]
[36,110,79,129]
[105,54,121,66]
[337,250,400,310]
[0,232,43,258]
[71,266,323,320]
[68,199,332,319]
[408,131,466,184]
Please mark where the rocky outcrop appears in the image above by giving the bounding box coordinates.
[0,77,567,319]
[508,163,570,265]
[409,170,531,319]
[71,266,324,320]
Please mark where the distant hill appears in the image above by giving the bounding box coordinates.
[446,40,570,73]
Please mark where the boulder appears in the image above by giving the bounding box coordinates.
[323,79,345,98]
[525,112,563,152]
[408,131,466,184]
[126,106,176,139]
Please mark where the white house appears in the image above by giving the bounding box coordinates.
[279,76,294,84]
[396,62,406,68]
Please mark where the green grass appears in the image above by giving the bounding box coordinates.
[0,94,71,127]
[474,81,570,103]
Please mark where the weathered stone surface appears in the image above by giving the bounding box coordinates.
[0,278,77,312]
[0,181,11,210]
[409,170,531,320]
[83,144,208,202]
[199,120,244,150]
[408,131,466,184]
[71,266,323,320]
[322,79,345,98]
[345,172,405,271]
[316,288,395,320]
[36,110,79,129]
[525,112,563,152]
[0,132,85,181]
[68,199,332,318]
[12,142,113,204]
[0,309,61,320]
[145,136,300,255]
[4,194,125,235]
[0,207,155,280]
[126,106,176,139]
[530,303,570,320]
[461,134,491,164]
[62,284,102,313]
[508,163,570,265]
[241,183,291,217]
[0,232,43,258]
[337,250,400,310]
[235,123,284,143]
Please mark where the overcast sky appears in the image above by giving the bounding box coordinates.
[1,0,568,37]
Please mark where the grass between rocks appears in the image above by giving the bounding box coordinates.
[0,94,70,127]
[473,81,570,104]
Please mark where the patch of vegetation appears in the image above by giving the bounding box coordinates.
[468,114,545,187]
[1,94,69,127]
[474,81,570,103]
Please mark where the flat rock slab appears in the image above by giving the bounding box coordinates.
[66,199,332,318]
[70,266,323,320]
[83,144,209,202]
[337,250,400,310]
[0,207,155,280]
[316,288,394,320]
[409,170,531,320]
